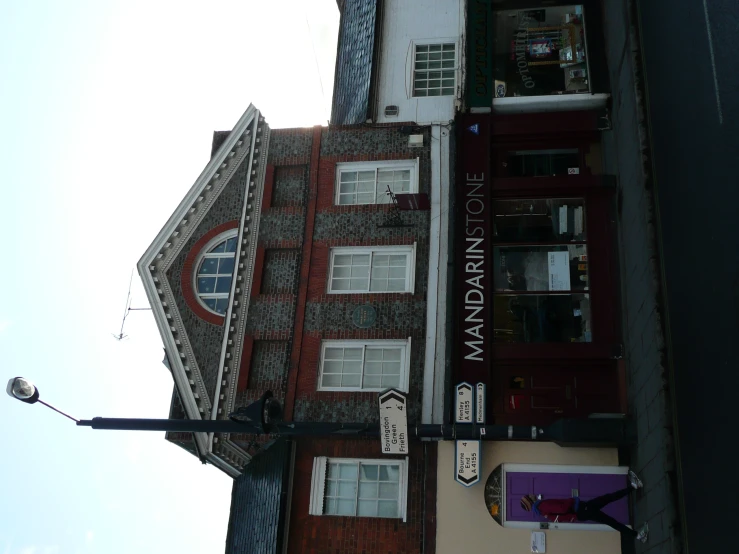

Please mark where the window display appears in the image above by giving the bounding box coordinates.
[493,199,586,242]
[493,6,590,98]
[494,294,592,343]
[492,198,592,343]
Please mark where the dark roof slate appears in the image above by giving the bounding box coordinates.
[225,440,292,554]
[330,0,378,125]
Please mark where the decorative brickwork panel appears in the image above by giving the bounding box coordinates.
[248,340,290,391]
[272,165,308,208]
[313,210,430,244]
[245,297,297,340]
[261,249,300,295]
[257,209,305,246]
[303,299,428,334]
[320,126,431,160]
[267,128,315,166]
[288,439,435,554]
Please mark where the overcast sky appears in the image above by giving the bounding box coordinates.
[0,1,338,553]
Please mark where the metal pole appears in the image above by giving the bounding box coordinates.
[38,399,80,423]
[77,417,633,446]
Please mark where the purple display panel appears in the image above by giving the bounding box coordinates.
[506,471,629,525]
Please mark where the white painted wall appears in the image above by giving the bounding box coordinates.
[375,0,463,124]
[422,125,450,424]
[436,442,622,554]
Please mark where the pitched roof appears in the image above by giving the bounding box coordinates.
[330,0,379,125]
[137,105,271,476]
[225,439,292,554]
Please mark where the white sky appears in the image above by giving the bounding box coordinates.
[0,1,338,553]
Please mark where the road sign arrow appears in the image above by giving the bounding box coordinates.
[379,391,405,405]
[455,439,481,487]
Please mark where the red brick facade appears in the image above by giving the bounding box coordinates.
[170,123,436,553]
[288,439,437,554]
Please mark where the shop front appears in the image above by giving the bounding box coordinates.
[455,112,622,426]
[435,441,624,554]
[467,0,609,113]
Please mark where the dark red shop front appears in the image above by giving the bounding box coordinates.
[455,111,623,426]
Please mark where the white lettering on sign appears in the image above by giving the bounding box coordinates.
[455,440,481,486]
[456,383,474,423]
[463,174,486,362]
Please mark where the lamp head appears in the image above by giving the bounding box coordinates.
[6,377,40,404]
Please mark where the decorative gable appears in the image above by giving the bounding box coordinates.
[137,105,270,476]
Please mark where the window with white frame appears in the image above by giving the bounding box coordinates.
[413,43,456,97]
[194,231,238,314]
[336,160,418,205]
[319,339,411,392]
[328,245,415,293]
[309,457,408,520]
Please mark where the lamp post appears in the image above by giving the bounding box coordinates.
[7,376,634,446]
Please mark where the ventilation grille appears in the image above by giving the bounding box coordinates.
[384,105,399,117]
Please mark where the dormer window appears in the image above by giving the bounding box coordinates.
[195,231,238,315]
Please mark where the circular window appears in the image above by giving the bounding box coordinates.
[194,231,238,315]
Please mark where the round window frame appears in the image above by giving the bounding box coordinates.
[192,229,239,317]
[180,220,240,325]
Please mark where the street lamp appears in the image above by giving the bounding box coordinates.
[7,376,634,446]
[7,377,79,422]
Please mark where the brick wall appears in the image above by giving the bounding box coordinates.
[289,124,432,424]
[165,123,434,489]
[257,208,306,245]
[261,249,300,294]
[272,165,308,207]
[248,340,290,391]
[287,438,436,554]
[245,296,297,339]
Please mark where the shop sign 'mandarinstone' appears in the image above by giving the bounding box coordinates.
[456,115,492,387]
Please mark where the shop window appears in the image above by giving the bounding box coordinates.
[413,43,456,97]
[494,294,592,343]
[328,245,416,293]
[318,339,411,392]
[309,457,408,521]
[335,160,418,205]
[504,149,580,177]
[493,199,591,343]
[194,231,238,315]
[494,245,588,292]
[493,6,589,98]
[493,199,585,242]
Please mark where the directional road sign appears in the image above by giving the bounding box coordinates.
[455,382,474,423]
[378,389,408,455]
[476,382,486,424]
[455,440,481,486]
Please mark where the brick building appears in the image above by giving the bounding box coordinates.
[139,0,638,553]
[138,104,441,552]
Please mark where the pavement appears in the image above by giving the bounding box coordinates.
[599,0,683,552]
[632,0,739,552]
